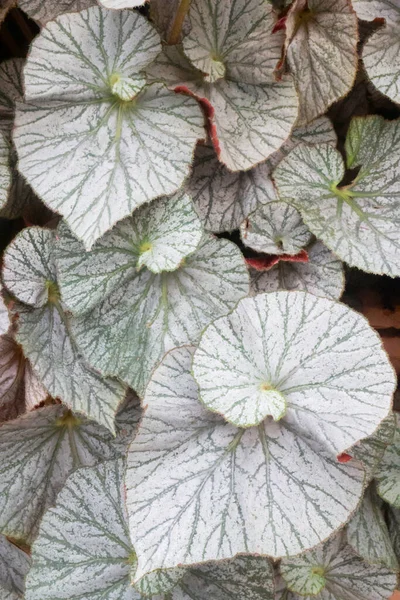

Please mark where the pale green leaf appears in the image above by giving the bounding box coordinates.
[67,234,249,396]
[127,345,367,578]
[240,202,311,255]
[14,7,204,249]
[274,115,400,276]
[376,414,400,508]
[0,535,31,600]
[0,400,140,543]
[280,530,397,600]
[249,241,345,301]
[135,568,186,597]
[18,0,96,23]
[3,227,126,431]
[193,292,394,434]
[347,484,398,570]
[283,0,358,124]
[0,133,11,211]
[387,505,400,565]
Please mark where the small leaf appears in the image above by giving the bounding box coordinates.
[0,535,31,600]
[249,240,345,300]
[18,0,97,24]
[3,227,127,431]
[347,484,398,571]
[64,234,249,396]
[14,7,205,249]
[127,345,368,579]
[376,414,400,508]
[240,202,312,256]
[0,401,140,543]
[0,133,11,211]
[282,0,358,124]
[280,530,397,600]
[274,116,400,276]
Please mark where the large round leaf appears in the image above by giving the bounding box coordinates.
[126,345,368,580]
[249,241,345,301]
[0,399,140,543]
[282,0,358,124]
[280,530,397,600]
[14,7,205,249]
[18,0,96,24]
[375,414,400,508]
[274,115,400,276]
[0,535,31,600]
[3,227,126,432]
[61,232,249,396]
[192,292,395,435]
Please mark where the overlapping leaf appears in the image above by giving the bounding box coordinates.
[387,506,400,565]
[0,397,140,543]
[347,484,398,570]
[14,7,205,249]
[275,115,400,276]
[99,0,146,7]
[18,0,97,24]
[3,227,126,431]
[0,59,24,137]
[59,229,248,396]
[350,413,396,480]
[192,292,394,433]
[280,530,397,600]
[249,241,345,300]
[0,535,31,600]
[0,294,10,336]
[127,345,368,579]
[240,202,311,255]
[0,334,47,423]
[375,414,400,508]
[150,0,190,42]
[0,133,11,211]
[282,0,358,124]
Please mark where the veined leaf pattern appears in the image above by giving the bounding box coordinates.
[375,413,400,508]
[0,535,31,600]
[18,0,96,24]
[0,59,24,138]
[0,133,11,211]
[0,294,10,336]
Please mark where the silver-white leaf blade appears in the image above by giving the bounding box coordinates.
[14,7,205,249]
[0,403,139,542]
[0,535,31,600]
[249,241,345,301]
[0,58,24,137]
[0,294,10,336]
[25,459,142,600]
[352,0,400,22]
[71,235,249,396]
[347,484,398,571]
[284,0,358,124]
[376,414,400,508]
[127,346,367,578]
[0,133,11,211]
[274,116,400,276]
[172,556,275,600]
[350,413,396,481]
[193,292,395,439]
[18,0,96,24]
[240,202,311,255]
[363,23,400,105]
[280,530,397,600]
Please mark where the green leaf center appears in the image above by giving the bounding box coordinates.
[204,57,226,83]
[109,73,147,102]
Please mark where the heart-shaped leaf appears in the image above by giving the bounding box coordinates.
[240,202,311,256]
[280,530,397,600]
[347,484,398,571]
[281,0,358,125]
[0,59,24,138]
[0,397,140,544]
[3,227,127,431]
[274,115,400,276]
[60,231,248,396]
[193,291,394,433]
[249,241,344,300]
[127,345,369,580]
[14,7,205,249]
[375,414,400,508]
[0,535,31,600]
[99,0,146,7]
[0,134,11,211]
[0,334,47,424]
[18,0,96,24]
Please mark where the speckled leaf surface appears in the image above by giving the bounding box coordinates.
[0,294,10,336]
[3,227,126,431]
[363,21,400,105]
[347,484,398,570]
[280,531,397,600]
[127,345,368,579]
[375,414,400,508]
[193,292,394,433]
[99,0,146,7]
[14,7,205,249]
[350,413,396,481]
[0,535,31,600]
[0,59,24,137]
[240,202,311,256]
[0,402,139,543]
[68,234,249,396]
[249,241,344,300]
[283,0,358,124]
[275,116,400,276]
[387,506,400,564]
[352,0,399,21]
[0,133,11,211]
[18,0,96,24]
